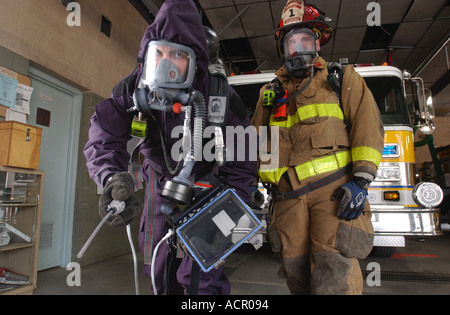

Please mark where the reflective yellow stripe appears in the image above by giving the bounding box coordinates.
[258,151,351,184]
[295,151,351,181]
[269,103,344,128]
[258,167,288,184]
[352,146,382,166]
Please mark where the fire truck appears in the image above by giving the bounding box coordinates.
[228,64,443,257]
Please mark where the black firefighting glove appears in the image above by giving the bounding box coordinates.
[249,185,265,209]
[331,176,370,221]
[99,172,143,228]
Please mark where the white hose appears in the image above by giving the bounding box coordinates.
[151,229,175,295]
[76,202,140,295]
[126,224,139,295]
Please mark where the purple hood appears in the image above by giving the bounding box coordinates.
[137,0,209,99]
[84,0,256,203]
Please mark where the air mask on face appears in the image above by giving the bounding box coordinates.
[133,40,197,114]
[283,29,318,78]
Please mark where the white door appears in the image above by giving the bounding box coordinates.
[27,67,82,271]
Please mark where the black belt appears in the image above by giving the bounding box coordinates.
[275,164,352,200]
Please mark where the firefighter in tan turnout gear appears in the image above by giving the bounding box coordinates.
[251,0,385,294]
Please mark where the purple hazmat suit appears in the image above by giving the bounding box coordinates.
[84,0,256,295]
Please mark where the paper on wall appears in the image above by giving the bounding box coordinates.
[5,109,27,123]
[14,84,33,115]
[0,73,18,109]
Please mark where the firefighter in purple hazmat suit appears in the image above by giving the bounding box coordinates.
[84,0,257,295]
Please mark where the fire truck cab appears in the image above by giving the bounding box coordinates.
[356,65,442,256]
[228,64,443,257]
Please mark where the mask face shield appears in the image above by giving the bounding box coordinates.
[282,29,318,76]
[142,40,196,89]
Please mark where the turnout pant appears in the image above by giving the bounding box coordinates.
[269,170,374,295]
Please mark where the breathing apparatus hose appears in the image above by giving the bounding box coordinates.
[273,66,315,110]
[152,115,184,176]
[151,91,206,294]
[172,90,207,186]
[287,67,314,104]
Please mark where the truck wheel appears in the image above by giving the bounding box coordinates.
[370,246,396,257]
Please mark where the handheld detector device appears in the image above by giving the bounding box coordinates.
[176,187,262,272]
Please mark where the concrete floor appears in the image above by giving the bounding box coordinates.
[34,224,450,295]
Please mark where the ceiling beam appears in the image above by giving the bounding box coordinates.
[413,32,450,77]
[430,70,450,96]
[128,0,154,24]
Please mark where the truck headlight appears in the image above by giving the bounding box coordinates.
[412,182,443,208]
[375,164,401,181]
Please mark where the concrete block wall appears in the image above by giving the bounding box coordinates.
[0,0,149,266]
[0,0,148,99]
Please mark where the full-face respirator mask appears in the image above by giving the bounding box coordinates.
[282,28,318,78]
[132,40,197,114]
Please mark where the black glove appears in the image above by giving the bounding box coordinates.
[249,185,265,209]
[331,177,370,221]
[99,172,143,228]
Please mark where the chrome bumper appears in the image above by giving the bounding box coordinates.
[370,205,442,236]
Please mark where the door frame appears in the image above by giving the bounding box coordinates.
[28,67,82,267]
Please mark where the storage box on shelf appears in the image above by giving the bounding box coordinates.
[0,121,42,170]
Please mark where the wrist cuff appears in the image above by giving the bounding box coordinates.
[353,176,371,190]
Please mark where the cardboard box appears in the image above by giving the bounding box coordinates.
[0,121,42,169]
